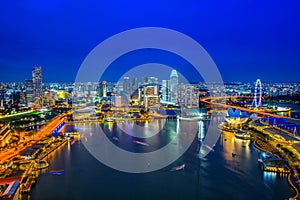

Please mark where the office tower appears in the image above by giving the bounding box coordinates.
[0,89,5,108]
[162,80,170,102]
[32,66,42,105]
[112,94,129,107]
[105,82,114,94]
[145,86,157,96]
[131,77,139,99]
[178,84,199,108]
[144,85,159,110]
[12,90,22,105]
[116,82,123,94]
[123,77,131,94]
[86,82,92,96]
[170,70,178,103]
[97,81,107,98]
[25,79,34,104]
[113,95,122,107]
[148,77,158,85]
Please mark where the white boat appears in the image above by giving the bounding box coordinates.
[133,140,149,146]
[171,164,186,171]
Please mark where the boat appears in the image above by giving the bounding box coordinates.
[65,132,81,139]
[112,136,119,141]
[133,140,149,146]
[203,144,215,152]
[49,170,65,175]
[171,164,186,171]
[71,139,79,145]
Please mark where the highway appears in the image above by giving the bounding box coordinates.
[0,114,66,163]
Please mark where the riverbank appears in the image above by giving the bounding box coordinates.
[29,120,295,200]
[0,136,67,198]
[252,130,300,199]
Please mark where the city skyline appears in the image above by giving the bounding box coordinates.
[1,2,300,200]
[0,1,300,83]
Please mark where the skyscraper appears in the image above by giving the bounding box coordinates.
[170,70,178,103]
[32,66,42,105]
[131,77,139,100]
[178,84,199,108]
[144,85,159,110]
[97,81,107,98]
[0,89,6,108]
[25,79,34,104]
[123,77,131,94]
[161,80,170,102]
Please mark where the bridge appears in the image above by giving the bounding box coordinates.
[201,96,300,122]
[0,114,67,162]
[203,79,299,122]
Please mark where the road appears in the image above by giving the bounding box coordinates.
[202,96,300,122]
[0,114,66,163]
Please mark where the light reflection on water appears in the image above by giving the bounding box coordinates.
[29,117,294,200]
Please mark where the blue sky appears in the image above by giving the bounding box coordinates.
[0,0,299,83]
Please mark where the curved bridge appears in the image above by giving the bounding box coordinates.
[201,96,300,122]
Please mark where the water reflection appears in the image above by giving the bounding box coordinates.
[198,121,205,142]
[30,119,294,200]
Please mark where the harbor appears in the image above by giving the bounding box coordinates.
[1,103,300,199]
[28,119,295,200]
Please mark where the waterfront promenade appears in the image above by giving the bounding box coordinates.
[0,114,66,162]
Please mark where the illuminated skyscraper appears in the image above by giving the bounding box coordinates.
[161,80,170,102]
[178,84,199,108]
[170,70,178,103]
[123,77,130,92]
[144,85,159,110]
[97,81,107,98]
[123,77,131,102]
[32,66,42,105]
[25,79,34,104]
[131,77,139,99]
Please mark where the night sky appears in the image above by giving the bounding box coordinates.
[0,0,300,83]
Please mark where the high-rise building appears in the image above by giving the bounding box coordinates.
[32,66,42,105]
[161,80,170,102]
[145,86,157,96]
[0,89,6,108]
[178,84,199,108]
[131,77,139,99]
[123,77,131,94]
[112,94,129,107]
[144,96,159,110]
[25,79,34,104]
[144,85,159,110]
[148,77,158,85]
[105,82,114,94]
[170,70,178,103]
[97,81,107,98]
[113,95,122,107]
[116,82,123,94]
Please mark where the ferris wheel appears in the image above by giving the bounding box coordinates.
[252,79,262,108]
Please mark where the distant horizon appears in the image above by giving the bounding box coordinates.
[1,79,299,85]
